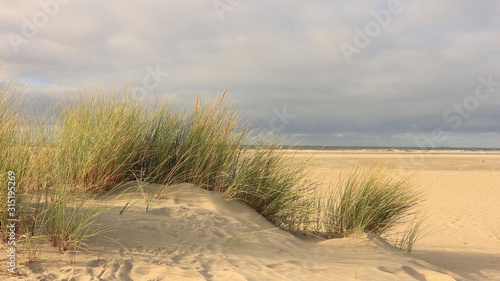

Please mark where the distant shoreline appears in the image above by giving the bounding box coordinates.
[273,145,500,153]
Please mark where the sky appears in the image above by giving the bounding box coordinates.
[1,0,499,148]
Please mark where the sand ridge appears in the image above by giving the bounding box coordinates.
[3,181,461,280]
[3,152,499,280]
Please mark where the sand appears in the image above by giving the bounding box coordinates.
[302,151,500,280]
[2,152,500,280]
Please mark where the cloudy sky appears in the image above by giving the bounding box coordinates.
[1,0,499,148]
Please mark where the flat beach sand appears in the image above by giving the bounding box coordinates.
[3,152,500,280]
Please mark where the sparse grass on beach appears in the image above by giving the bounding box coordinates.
[390,213,427,253]
[317,166,423,238]
[42,185,110,257]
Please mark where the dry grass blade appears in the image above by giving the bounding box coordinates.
[219,88,227,104]
[390,213,428,253]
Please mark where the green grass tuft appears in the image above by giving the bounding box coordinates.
[318,165,423,238]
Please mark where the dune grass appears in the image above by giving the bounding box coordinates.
[0,84,316,264]
[143,93,249,189]
[54,92,149,192]
[141,93,315,231]
[0,80,31,244]
[1,76,425,267]
[224,148,316,232]
[383,211,431,253]
[317,166,423,238]
[0,83,124,263]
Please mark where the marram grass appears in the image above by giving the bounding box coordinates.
[318,165,423,238]
[390,213,427,253]
[0,79,425,265]
[54,92,149,191]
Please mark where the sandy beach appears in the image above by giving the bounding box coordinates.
[302,151,500,280]
[3,152,500,280]
[3,0,499,279]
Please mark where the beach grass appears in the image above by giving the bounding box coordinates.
[390,213,427,253]
[54,92,149,192]
[1,78,425,266]
[143,93,249,189]
[318,165,423,238]
[0,79,31,243]
[0,85,316,261]
[224,147,316,232]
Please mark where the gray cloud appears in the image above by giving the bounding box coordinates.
[1,0,499,148]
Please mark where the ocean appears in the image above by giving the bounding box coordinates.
[276,145,500,153]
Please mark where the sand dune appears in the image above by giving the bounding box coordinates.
[4,152,500,280]
[301,151,500,280]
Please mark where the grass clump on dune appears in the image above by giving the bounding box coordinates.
[54,92,149,192]
[0,82,17,240]
[139,92,314,231]
[1,73,425,266]
[317,165,423,239]
[0,79,33,243]
[144,92,249,190]
[224,147,315,232]
[1,83,315,264]
[144,93,314,231]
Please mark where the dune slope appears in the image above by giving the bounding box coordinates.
[5,183,464,281]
